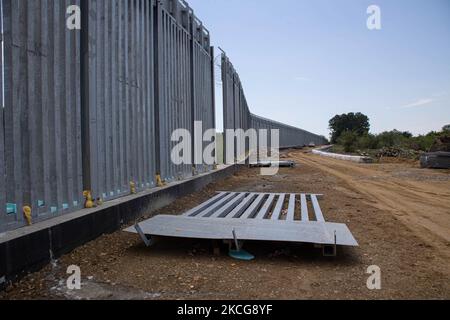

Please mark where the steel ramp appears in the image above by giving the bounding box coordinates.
[125,192,358,247]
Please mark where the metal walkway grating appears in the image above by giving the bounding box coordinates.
[181,192,326,222]
[125,192,358,247]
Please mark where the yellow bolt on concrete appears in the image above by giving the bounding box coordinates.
[83,190,94,209]
[130,181,137,194]
[156,174,165,187]
[23,206,32,226]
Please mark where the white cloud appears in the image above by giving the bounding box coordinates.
[400,98,435,109]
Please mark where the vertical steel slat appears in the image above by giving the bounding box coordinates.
[118,0,125,192]
[173,19,178,179]
[111,0,118,196]
[182,28,188,178]
[140,0,148,188]
[300,194,309,221]
[129,0,136,192]
[104,0,112,198]
[134,0,141,187]
[137,0,144,188]
[185,28,191,178]
[163,5,170,181]
[141,0,148,188]
[54,0,65,213]
[8,0,24,223]
[311,195,325,222]
[174,24,180,180]
[18,0,31,216]
[95,0,104,199]
[163,10,169,181]
[0,0,5,224]
[164,14,170,181]
[146,0,155,187]
[86,0,97,198]
[47,0,58,215]
[169,18,175,181]
[129,0,134,185]
[124,0,130,191]
[74,0,83,208]
[64,0,74,210]
[2,0,14,226]
[271,194,285,220]
[27,0,39,217]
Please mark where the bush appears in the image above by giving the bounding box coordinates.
[408,132,439,151]
[375,130,410,149]
[333,128,449,155]
[356,134,378,150]
[337,131,359,153]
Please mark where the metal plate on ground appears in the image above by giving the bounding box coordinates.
[125,192,358,247]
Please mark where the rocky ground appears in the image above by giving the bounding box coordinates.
[1,149,449,300]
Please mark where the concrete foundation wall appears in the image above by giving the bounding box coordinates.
[0,164,239,290]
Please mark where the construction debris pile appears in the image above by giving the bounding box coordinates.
[375,147,421,159]
[429,134,450,152]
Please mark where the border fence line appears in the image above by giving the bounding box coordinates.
[221,54,327,162]
[0,0,326,233]
[0,0,216,232]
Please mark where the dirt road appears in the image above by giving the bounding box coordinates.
[1,150,449,300]
[291,152,450,257]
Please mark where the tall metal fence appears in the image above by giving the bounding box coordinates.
[0,0,326,233]
[1,0,84,232]
[221,53,327,161]
[0,0,215,232]
[82,0,156,202]
[251,114,327,148]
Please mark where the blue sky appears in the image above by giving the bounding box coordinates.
[189,0,450,137]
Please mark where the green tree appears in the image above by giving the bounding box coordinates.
[337,131,359,153]
[329,112,370,143]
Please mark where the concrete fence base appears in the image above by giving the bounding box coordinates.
[312,146,374,164]
[0,164,240,291]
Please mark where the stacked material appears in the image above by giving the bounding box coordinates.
[420,152,450,169]
[249,161,296,168]
[376,147,420,159]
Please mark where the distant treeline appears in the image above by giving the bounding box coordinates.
[329,113,450,153]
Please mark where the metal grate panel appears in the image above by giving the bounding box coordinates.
[126,192,358,247]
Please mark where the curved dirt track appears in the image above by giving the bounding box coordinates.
[291,151,450,257]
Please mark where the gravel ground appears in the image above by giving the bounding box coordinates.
[1,150,449,300]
